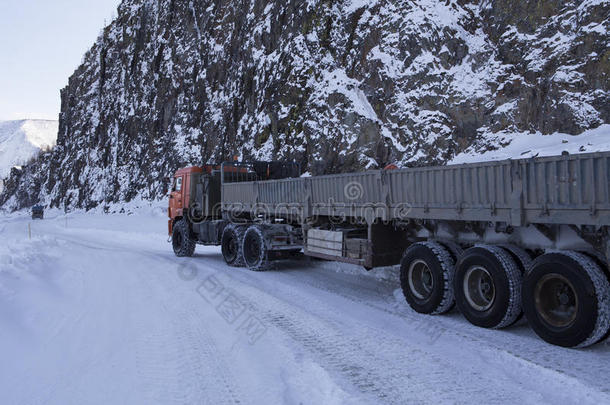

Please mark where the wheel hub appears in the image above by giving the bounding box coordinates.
[558,291,570,306]
[464,266,496,312]
[244,231,263,267]
[535,273,578,329]
[422,271,432,288]
[408,260,435,301]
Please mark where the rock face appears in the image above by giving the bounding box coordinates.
[1,0,609,210]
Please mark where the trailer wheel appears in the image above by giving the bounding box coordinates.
[172,219,196,257]
[522,252,610,348]
[585,255,610,344]
[221,224,246,267]
[499,245,532,274]
[242,225,271,271]
[455,245,521,329]
[437,240,463,263]
[498,245,532,322]
[400,242,455,315]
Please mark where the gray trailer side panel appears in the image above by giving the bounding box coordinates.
[222,152,610,227]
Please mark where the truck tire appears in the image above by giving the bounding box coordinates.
[221,224,246,267]
[400,242,455,315]
[522,252,610,348]
[172,219,196,257]
[499,245,532,274]
[242,225,271,271]
[583,254,610,344]
[436,240,463,263]
[498,245,532,322]
[454,245,522,329]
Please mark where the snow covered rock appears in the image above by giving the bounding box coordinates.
[0,120,57,196]
[1,0,608,211]
[0,120,57,180]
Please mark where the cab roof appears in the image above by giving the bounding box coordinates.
[174,166,203,176]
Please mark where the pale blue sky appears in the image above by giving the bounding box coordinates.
[0,0,121,121]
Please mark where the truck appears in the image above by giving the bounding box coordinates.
[31,204,44,220]
[168,152,610,348]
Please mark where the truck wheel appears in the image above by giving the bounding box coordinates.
[584,255,610,344]
[400,242,455,315]
[242,225,271,271]
[499,245,532,274]
[437,240,463,263]
[498,245,532,322]
[454,245,521,329]
[522,252,610,348]
[221,224,245,267]
[172,219,196,257]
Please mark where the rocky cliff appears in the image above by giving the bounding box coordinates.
[1,0,609,210]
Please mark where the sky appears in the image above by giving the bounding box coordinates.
[0,0,122,121]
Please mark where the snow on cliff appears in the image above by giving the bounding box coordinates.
[451,124,610,164]
[0,120,58,179]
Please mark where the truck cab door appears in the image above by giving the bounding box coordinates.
[169,176,184,218]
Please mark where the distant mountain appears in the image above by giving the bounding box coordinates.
[0,120,58,180]
[0,0,608,211]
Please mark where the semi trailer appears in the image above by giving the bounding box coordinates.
[168,152,610,348]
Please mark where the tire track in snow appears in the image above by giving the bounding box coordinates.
[201,258,610,404]
[193,260,515,403]
[31,220,610,403]
[130,255,244,405]
[43,227,243,404]
[250,260,610,399]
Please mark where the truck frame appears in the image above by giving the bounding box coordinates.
[168,152,610,348]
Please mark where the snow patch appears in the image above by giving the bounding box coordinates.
[451,124,610,164]
[0,120,58,179]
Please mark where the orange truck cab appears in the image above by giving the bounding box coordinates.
[168,166,204,236]
[168,161,302,260]
[168,163,253,238]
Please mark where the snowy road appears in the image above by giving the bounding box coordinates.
[1,209,609,404]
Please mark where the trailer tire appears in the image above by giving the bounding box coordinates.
[437,240,463,263]
[497,244,533,322]
[499,245,532,274]
[522,252,610,348]
[242,225,271,271]
[588,257,610,344]
[455,245,522,329]
[400,242,455,315]
[579,251,610,283]
[172,219,196,257]
[221,224,246,267]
